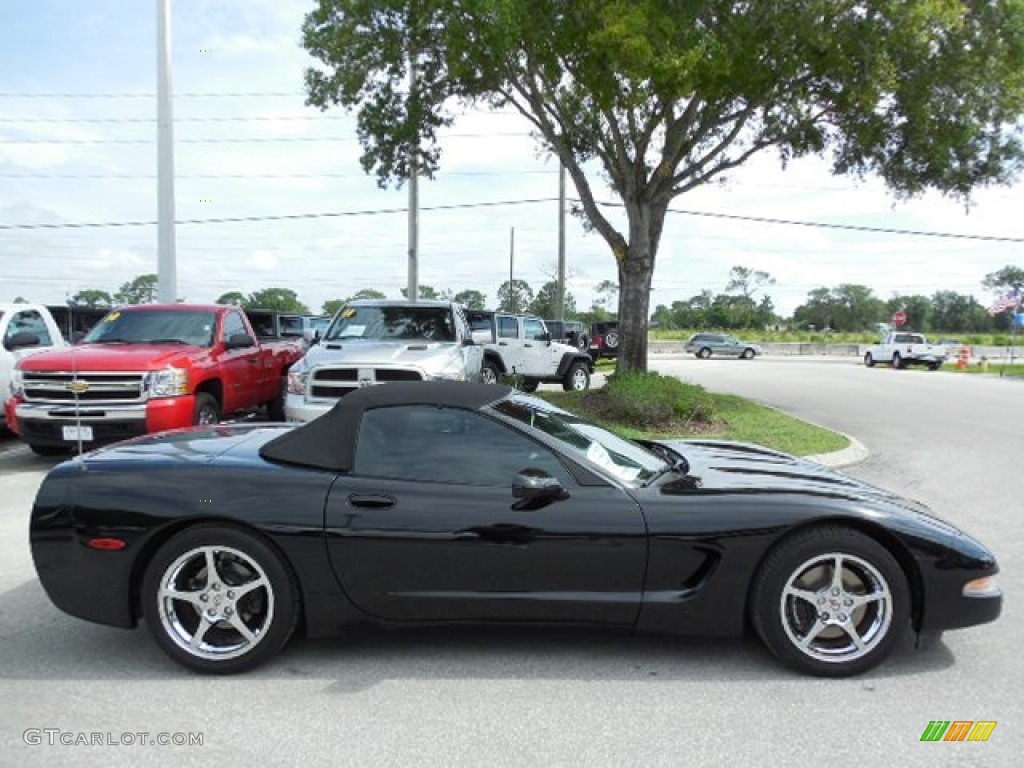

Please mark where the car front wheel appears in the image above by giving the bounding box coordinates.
[142,524,300,674]
[741,348,755,360]
[697,347,712,359]
[563,360,590,391]
[750,526,909,677]
[193,393,219,425]
[480,361,500,385]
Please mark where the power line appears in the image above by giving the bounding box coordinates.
[1,131,530,144]
[0,116,346,123]
[0,198,560,231]
[0,91,302,98]
[0,170,556,179]
[590,200,1024,244]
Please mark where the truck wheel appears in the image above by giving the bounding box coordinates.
[927,362,941,371]
[563,360,590,391]
[892,353,905,370]
[266,378,286,421]
[194,393,219,426]
[519,379,539,393]
[604,330,620,350]
[864,353,875,368]
[29,443,68,457]
[480,361,500,385]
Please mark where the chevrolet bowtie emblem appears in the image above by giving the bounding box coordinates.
[65,380,90,394]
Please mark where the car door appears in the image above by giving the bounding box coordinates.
[218,310,262,411]
[324,404,648,625]
[522,317,560,376]
[494,314,524,373]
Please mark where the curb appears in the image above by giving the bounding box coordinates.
[804,431,869,469]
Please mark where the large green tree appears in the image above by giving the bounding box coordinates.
[529,280,577,318]
[303,0,1024,371]
[115,274,158,305]
[245,288,310,313]
[453,288,487,308]
[496,279,534,313]
[70,290,114,309]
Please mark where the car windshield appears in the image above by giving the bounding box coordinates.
[492,394,668,487]
[324,305,456,342]
[82,310,215,346]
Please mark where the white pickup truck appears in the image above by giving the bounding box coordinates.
[864,332,947,370]
[1,304,67,430]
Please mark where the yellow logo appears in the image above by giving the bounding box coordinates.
[65,380,90,395]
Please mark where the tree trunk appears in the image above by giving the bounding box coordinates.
[615,199,667,373]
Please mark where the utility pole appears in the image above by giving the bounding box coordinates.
[406,36,419,302]
[156,0,177,304]
[508,226,515,312]
[556,162,566,321]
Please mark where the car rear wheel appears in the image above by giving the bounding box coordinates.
[864,353,875,367]
[142,524,300,674]
[480,360,500,385]
[892,352,905,369]
[563,360,590,391]
[194,393,219,425]
[927,362,941,371]
[697,347,712,359]
[750,526,908,677]
[604,330,619,350]
[519,379,539,393]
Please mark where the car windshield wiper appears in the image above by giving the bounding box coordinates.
[640,441,691,487]
[88,337,132,344]
[145,338,189,344]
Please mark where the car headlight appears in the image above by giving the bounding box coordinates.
[286,364,309,395]
[432,355,466,381]
[146,368,189,398]
[10,369,24,397]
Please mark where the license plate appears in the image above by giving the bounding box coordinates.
[62,425,94,442]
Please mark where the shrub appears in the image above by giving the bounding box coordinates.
[600,371,715,428]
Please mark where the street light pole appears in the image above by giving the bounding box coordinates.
[156,0,177,304]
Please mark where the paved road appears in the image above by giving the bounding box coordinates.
[1,359,1020,767]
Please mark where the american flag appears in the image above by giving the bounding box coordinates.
[988,287,1022,316]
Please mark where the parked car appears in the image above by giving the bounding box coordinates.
[589,321,620,359]
[29,381,1001,676]
[466,310,593,391]
[1,303,67,431]
[284,299,483,422]
[685,333,762,359]
[864,332,947,370]
[5,304,304,455]
[544,319,589,351]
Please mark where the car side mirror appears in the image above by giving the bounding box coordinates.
[4,331,41,351]
[513,469,569,501]
[225,332,255,349]
[542,331,552,343]
[302,328,321,344]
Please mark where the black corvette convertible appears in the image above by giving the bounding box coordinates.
[29,381,1001,676]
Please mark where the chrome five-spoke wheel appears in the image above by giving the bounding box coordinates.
[143,525,299,673]
[751,526,909,677]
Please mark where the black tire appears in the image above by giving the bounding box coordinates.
[519,379,540,393]
[750,526,909,677]
[927,362,940,371]
[741,348,755,360]
[29,443,68,457]
[480,360,501,385]
[562,360,591,391]
[142,524,300,674]
[892,352,905,370]
[576,334,589,352]
[697,347,712,359]
[604,330,620,350]
[193,393,219,426]
[265,377,286,421]
[864,353,875,368]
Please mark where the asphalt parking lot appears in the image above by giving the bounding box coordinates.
[0,356,1020,767]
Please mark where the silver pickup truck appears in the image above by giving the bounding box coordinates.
[284,300,483,422]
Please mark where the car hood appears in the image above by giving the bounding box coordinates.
[304,340,460,367]
[656,439,957,529]
[17,343,205,371]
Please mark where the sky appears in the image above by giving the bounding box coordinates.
[1,0,1022,318]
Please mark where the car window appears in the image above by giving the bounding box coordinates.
[326,305,456,342]
[84,309,215,346]
[222,311,247,342]
[6,309,53,347]
[279,315,303,336]
[354,405,573,486]
[523,318,547,340]
[497,316,519,339]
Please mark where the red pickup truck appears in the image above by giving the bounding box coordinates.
[5,304,304,455]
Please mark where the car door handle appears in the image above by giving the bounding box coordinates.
[348,493,396,508]
[498,342,508,346]
[524,343,533,348]
[246,358,259,364]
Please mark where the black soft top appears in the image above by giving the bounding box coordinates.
[259,381,513,472]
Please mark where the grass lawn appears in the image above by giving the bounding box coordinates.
[541,389,849,457]
[939,362,1024,377]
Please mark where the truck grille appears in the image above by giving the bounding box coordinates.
[22,372,146,404]
[310,367,423,399]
